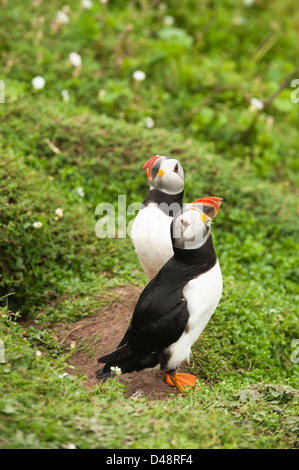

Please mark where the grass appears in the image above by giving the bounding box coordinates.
[1,308,298,449]
[0,0,298,449]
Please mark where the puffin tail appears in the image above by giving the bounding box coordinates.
[97,343,133,364]
[96,344,161,381]
[96,343,134,382]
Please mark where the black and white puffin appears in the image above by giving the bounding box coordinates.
[96,197,223,392]
[130,155,185,281]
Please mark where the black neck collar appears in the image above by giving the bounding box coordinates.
[173,234,217,273]
[143,189,184,216]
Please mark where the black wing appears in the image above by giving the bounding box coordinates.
[128,296,189,353]
[98,257,189,365]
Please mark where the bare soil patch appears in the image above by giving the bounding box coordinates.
[54,285,186,400]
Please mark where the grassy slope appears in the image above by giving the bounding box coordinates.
[0,0,298,449]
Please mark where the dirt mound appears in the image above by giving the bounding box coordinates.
[55,285,185,400]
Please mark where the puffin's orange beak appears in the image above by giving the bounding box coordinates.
[192,197,223,218]
[143,155,160,180]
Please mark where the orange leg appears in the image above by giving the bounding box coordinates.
[165,373,198,392]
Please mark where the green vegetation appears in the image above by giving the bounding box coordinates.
[0,0,298,449]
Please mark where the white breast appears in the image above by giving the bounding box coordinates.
[130,204,174,280]
[164,261,223,371]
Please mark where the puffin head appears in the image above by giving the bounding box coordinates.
[143,155,184,195]
[171,197,222,250]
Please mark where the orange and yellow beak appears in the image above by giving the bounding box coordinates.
[191,197,223,220]
[143,155,160,180]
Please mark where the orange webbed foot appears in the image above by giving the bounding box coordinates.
[165,373,199,393]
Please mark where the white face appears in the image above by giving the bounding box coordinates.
[172,208,211,250]
[149,157,184,195]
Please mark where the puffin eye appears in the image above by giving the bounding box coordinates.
[173,163,179,173]
[181,220,190,230]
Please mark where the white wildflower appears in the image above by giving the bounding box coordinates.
[145,117,155,129]
[67,444,77,449]
[55,208,64,218]
[163,16,175,26]
[110,366,122,376]
[58,372,69,378]
[33,221,43,229]
[61,89,70,102]
[69,52,82,67]
[244,0,255,6]
[81,0,93,8]
[232,16,245,25]
[250,98,264,111]
[133,70,146,81]
[35,350,42,357]
[32,76,46,90]
[76,187,85,197]
[56,10,70,24]
[98,89,106,100]
[62,5,71,14]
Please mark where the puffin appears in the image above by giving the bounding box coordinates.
[96,197,223,392]
[130,155,185,281]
